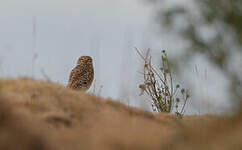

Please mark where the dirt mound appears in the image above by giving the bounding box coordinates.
[0,78,241,150]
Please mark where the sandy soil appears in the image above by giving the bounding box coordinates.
[0,78,241,150]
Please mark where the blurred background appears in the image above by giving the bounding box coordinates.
[0,0,241,114]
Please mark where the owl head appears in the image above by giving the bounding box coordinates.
[77,56,93,65]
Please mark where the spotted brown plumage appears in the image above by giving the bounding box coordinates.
[67,56,94,91]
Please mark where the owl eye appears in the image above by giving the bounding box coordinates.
[83,82,87,84]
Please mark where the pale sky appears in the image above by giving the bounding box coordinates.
[0,0,232,114]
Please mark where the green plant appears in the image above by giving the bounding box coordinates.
[136,48,190,118]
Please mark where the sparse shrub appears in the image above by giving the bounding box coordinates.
[136,48,190,118]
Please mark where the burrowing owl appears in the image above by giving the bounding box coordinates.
[67,56,94,91]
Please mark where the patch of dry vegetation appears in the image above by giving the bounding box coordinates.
[0,96,52,150]
[136,48,189,118]
[0,78,242,150]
